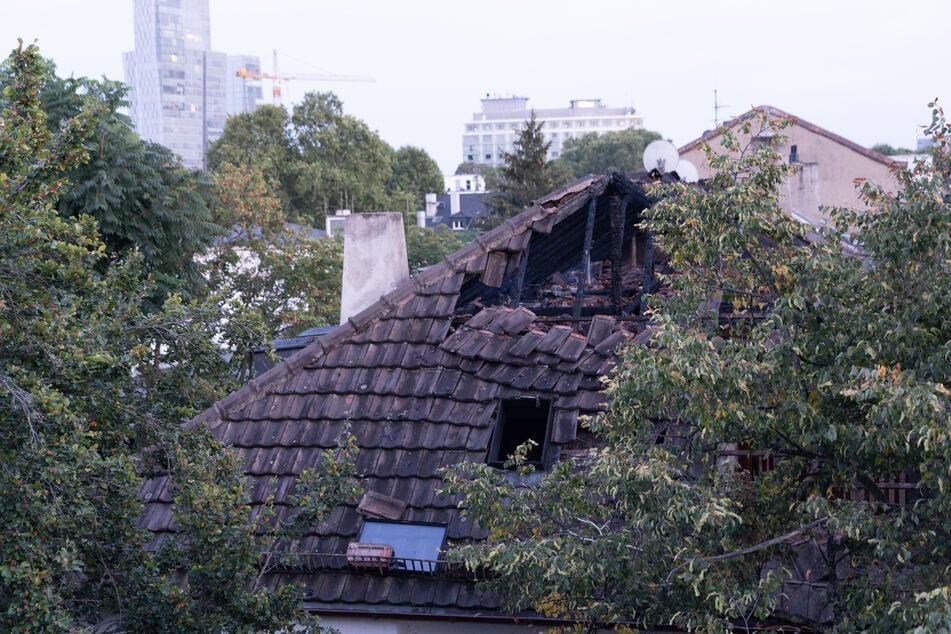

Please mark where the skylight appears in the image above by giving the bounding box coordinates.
[358,520,447,563]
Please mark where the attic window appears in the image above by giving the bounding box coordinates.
[487,398,552,469]
[358,519,447,565]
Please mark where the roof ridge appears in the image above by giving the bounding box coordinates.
[678,105,902,168]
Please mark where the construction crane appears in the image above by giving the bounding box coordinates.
[236,49,374,106]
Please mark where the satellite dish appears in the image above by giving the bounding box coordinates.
[643,140,680,173]
[675,159,699,183]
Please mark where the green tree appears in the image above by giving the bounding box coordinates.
[208,92,399,228]
[870,142,915,155]
[0,42,357,632]
[555,127,663,179]
[290,91,392,223]
[205,104,295,214]
[454,161,483,175]
[124,429,361,633]
[387,145,444,212]
[482,112,557,228]
[404,224,470,274]
[446,107,951,632]
[207,162,343,340]
[23,70,219,308]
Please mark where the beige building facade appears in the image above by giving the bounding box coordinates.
[679,105,903,226]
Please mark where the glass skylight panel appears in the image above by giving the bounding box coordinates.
[358,520,447,562]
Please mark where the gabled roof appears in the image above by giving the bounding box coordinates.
[679,105,903,169]
[140,172,663,620]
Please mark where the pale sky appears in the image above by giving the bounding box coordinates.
[3,0,949,173]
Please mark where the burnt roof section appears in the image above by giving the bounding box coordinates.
[679,104,904,169]
[140,172,665,620]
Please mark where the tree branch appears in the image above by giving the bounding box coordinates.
[665,517,828,583]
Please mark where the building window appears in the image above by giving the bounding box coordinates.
[487,398,552,469]
[358,520,447,568]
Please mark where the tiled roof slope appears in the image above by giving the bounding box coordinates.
[139,172,662,619]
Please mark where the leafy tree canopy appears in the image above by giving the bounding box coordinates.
[404,224,470,274]
[208,91,444,228]
[0,61,220,309]
[554,127,663,179]
[0,42,357,632]
[446,107,951,632]
[387,145,444,212]
[207,162,343,339]
[870,142,915,155]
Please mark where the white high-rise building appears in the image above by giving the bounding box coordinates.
[124,0,257,170]
[462,96,644,168]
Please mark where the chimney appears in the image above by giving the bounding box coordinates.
[450,191,460,214]
[416,210,426,228]
[340,212,409,324]
[424,193,437,218]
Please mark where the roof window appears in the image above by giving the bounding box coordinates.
[352,520,447,572]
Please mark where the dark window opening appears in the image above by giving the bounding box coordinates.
[487,398,552,469]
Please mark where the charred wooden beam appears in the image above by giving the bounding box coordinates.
[635,232,655,315]
[511,238,531,306]
[573,198,598,319]
[610,194,627,315]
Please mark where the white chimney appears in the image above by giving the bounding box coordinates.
[416,210,426,228]
[424,193,437,218]
[450,191,461,214]
[339,212,409,324]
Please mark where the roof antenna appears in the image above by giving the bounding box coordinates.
[714,89,730,128]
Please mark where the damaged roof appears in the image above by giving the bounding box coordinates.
[140,171,668,620]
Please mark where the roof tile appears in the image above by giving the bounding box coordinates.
[508,330,546,357]
[556,332,588,361]
[536,325,574,354]
[493,306,537,335]
[480,251,509,287]
[551,409,579,443]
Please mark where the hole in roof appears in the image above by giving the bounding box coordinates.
[487,397,552,469]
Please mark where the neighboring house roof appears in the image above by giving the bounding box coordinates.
[679,105,903,170]
[426,191,490,230]
[140,172,665,622]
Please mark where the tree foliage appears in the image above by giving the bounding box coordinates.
[208,92,444,228]
[481,112,559,228]
[404,224,470,274]
[206,162,343,339]
[0,42,357,632]
[18,68,219,309]
[554,127,663,179]
[870,142,915,156]
[388,145,444,212]
[446,107,951,632]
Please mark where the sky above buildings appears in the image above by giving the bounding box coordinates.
[3,0,949,174]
